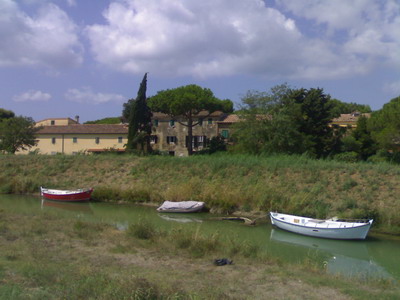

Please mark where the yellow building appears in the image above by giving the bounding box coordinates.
[22,114,237,156]
[22,118,128,155]
[35,117,79,127]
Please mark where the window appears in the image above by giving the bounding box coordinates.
[50,120,55,125]
[167,136,177,144]
[221,130,229,139]
[153,119,159,127]
[150,135,158,144]
[186,136,207,148]
[95,137,100,144]
[169,120,175,127]
[51,137,56,144]
[208,118,213,124]
[118,137,123,143]
[73,137,77,143]
[198,118,203,126]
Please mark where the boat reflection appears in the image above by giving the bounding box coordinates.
[270,229,392,280]
[41,199,93,215]
[158,213,203,223]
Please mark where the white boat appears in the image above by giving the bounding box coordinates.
[269,212,373,240]
[157,201,205,213]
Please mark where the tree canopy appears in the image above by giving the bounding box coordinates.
[330,99,372,115]
[126,73,153,153]
[0,108,15,120]
[367,96,400,151]
[84,117,120,124]
[0,114,39,154]
[148,84,233,155]
[232,85,339,158]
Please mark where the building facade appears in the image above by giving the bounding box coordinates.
[19,112,362,155]
[20,113,235,156]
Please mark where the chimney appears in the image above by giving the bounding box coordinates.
[75,115,80,124]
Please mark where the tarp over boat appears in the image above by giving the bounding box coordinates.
[157,201,205,213]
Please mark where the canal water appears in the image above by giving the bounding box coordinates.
[1,195,400,283]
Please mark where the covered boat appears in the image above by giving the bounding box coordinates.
[157,201,205,213]
[40,187,93,202]
[269,212,373,240]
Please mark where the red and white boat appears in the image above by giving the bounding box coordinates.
[40,187,93,202]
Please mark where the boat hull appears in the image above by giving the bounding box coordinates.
[40,187,93,202]
[270,212,373,240]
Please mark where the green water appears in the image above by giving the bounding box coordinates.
[1,194,400,282]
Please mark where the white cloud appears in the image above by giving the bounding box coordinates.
[85,0,400,80]
[13,90,52,102]
[277,0,400,68]
[0,0,83,68]
[65,87,126,104]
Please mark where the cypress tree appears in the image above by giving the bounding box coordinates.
[126,73,153,153]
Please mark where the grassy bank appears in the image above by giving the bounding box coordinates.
[0,208,398,299]
[1,153,400,234]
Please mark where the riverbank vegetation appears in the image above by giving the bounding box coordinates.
[0,208,398,299]
[1,153,400,235]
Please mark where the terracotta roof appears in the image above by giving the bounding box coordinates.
[218,114,240,123]
[37,124,128,134]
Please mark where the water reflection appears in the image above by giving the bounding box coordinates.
[158,213,203,223]
[41,199,93,215]
[270,229,393,280]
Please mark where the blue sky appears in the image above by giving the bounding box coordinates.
[1,0,399,123]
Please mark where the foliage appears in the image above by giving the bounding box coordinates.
[368,96,400,152]
[84,117,120,124]
[196,136,227,155]
[333,151,360,163]
[349,115,377,160]
[0,116,39,154]
[330,99,372,115]
[0,108,15,120]
[148,84,233,155]
[121,98,134,123]
[126,73,153,153]
[232,84,339,157]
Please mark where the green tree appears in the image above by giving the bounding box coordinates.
[289,88,339,157]
[126,73,153,153]
[368,96,400,152]
[122,98,135,123]
[0,116,39,154]
[330,99,372,115]
[351,115,377,160]
[233,85,339,157]
[84,117,120,124]
[0,108,15,120]
[148,84,233,156]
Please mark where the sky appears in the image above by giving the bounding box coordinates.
[1,0,400,123]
